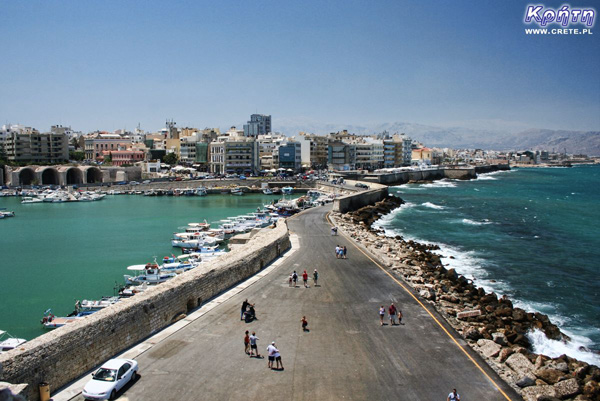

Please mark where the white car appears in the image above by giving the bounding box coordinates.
[82,358,138,400]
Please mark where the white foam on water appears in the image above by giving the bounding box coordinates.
[528,329,600,367]
[422,202,446,210]
[461,218,492,226]
[372,203,416,230]
[421,179,457,188]
[476,175,497,181]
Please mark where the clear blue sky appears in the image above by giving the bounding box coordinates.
[1,0,599,133]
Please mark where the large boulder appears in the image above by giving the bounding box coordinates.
[535,368,568,384]
[477,339,502,358]
[517,374,537,388]
[553,378,580,399]
[506,352,536,377]
[522,385,557,401]
[492,332,508,346]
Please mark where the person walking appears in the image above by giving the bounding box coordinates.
[288,273,293,287]
[302,270,308,288]
[398,308,403,324]
[292,271,298,287]
[274,345,283,370]
[379,305,386,326]
[244,330,250,355]
[301,316,308,332]
[447,389,460,401]
[389,303,397,325]
[266,342,276,369]
[241,299,249,320]
[313,269,319,286]
[335,245,340,259]
[249,331,260,357]
[343,246,347,259]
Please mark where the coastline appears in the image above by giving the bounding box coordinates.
[329,197,600,401]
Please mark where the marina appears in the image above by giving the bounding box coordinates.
[0,193,308,340]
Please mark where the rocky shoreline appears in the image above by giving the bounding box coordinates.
[329,196,600,401]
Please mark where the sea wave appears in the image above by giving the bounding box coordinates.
[461,218,492,225]
[374,223,600,364]
[421,202,445,210]
[421,179,457,188]
[528,329,600,367]
[372,202,416,228]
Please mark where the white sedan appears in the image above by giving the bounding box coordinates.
[82,358,138,400]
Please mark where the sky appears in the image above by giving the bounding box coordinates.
[1,0,599,134]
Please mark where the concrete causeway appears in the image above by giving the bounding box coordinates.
[69,205,522,401]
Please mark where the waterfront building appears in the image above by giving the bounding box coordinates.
[243,114,271,137]
[90,134,132,161]
[101,149,145,166]
[3,125,69,163]
[299,132,329,169]
[291,134,312,168]
[257,134,287,171]
[179,134,209,168]
[209,137,259,175]
[383,134,412,167]
[411,147,434,165]
[328,141,356,171]
[278,141,302,172]
[353,138,384,171]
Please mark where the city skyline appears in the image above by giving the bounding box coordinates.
[1,0,599,133]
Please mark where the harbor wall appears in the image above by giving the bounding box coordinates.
[362,165,510,186]
[332,186,389,213]
[0,223,290,401]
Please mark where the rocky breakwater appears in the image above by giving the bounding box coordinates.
[330,198,600,401]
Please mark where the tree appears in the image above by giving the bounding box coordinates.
[163,152,179,165]
[69,150,85,161]
[70,137,80,150]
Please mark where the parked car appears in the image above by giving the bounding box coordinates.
[239,175,247,180]
[355,183,369,189]
[82,358,138,400]
[175,177,182,181]
[129,181,140,186]
[142,180,151,184]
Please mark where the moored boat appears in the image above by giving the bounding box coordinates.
[0,330,27,353]
[124,263,177,285]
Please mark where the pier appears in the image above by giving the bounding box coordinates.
[59,206,518,400]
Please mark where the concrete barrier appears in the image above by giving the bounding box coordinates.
[0,223,290,401]
[332,186,389,213]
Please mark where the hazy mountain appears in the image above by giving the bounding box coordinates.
[275,119,600,156]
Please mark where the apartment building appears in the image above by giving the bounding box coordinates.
[3,125,69,163]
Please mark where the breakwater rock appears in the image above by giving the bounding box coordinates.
[346,196,404,228]
[330,210,600,401]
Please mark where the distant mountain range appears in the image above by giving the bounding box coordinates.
[274,120,600,156]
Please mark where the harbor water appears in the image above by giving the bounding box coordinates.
[374,165,600,365]
[0,193,284,341]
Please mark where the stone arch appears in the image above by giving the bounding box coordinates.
[40,168,59,185]
[66,167,83,185]
[18,167,36,186]
[85,167,102,184]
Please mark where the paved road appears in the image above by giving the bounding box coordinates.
[76,205,521,401]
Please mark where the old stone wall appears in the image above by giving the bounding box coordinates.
[0,223,290,401]
[332,187,389,213]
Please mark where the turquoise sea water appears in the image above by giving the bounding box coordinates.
[0,194,282,341]
[375,165,600,365]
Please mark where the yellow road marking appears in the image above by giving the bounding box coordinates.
[326,212,513,401]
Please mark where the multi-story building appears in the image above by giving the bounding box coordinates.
[101,149,145,166]
[257,134,287,171]
[353,138,384,171]
[243,114,271,137]
[3,126,69,163]
[278,141,302,172]
[383,134,412,167]
[412,147,434,165]
[179,134,210,168]
[91,134,132,161]
[328,141,356,171]
[299,132,329,169]
[209,137,259,175]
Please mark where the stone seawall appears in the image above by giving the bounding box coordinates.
[0,223,290,401]
[362,164,509,186]
[332,186,389,214]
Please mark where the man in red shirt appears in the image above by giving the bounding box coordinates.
[389,303,397,326]
[302,270,309,288]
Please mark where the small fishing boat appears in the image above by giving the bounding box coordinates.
[124,263,177,285]
[195,187,208,196]
[187,220,210,231]
[262,188,273,195]
[0,330,27,353]
[77,296,120,311]
[0,209,15,218]
[231,188,244,196]
[40,309,96,329]
[281,187,294,195]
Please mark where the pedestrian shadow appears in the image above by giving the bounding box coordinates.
[303,329,310,333]
[250,355,265,359]
[271,367,285,371]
